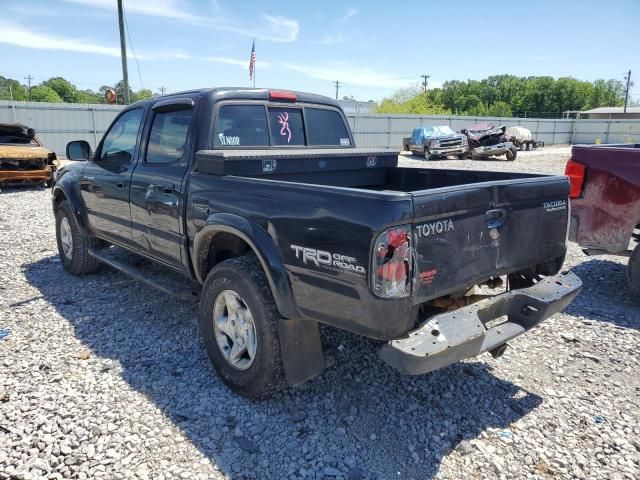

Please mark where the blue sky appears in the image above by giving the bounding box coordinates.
[1,0,639,101]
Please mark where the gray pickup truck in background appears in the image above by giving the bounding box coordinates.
[402,126,468,160]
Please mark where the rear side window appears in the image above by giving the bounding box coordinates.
[215,104,268,147]
[305,108,350,146]
[268,107,304,146]
[146,109,192,164]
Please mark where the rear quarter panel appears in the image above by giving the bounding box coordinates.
[187,173,416,340]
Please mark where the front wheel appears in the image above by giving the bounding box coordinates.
[628,243,640,297]
[199,256,287,399]
[457,153,466,160]
[505,148,517,161]
[55,201,100,276]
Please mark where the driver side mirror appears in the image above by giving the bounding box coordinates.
[66,140,91,161]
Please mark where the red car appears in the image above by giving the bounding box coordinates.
[566,144,640,294]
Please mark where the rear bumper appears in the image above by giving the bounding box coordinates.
[0,167,52,184]
[379,270,582,375]
[471,142,514,157]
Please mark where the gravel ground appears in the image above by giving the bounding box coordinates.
[1,145,639,480]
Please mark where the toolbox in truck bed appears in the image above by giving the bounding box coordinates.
[194,148,398,176]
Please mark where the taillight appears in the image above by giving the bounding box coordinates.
[565,160,586,199]
[372,225,413,298]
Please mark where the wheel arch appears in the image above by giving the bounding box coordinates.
[52,184,90,236]
[193,213,299,319]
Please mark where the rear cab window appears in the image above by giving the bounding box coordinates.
[214,103,351,148]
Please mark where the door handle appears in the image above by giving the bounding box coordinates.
[486,208,507,229]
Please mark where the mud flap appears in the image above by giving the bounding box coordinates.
[279,318,325,386]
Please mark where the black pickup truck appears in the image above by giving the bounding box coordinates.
[52,88,581,398]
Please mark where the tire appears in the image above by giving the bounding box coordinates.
[506,147,517,161]
[424,147,431,160]
[55,200,100,276]
[627,243,640,297]
[403,144,410,152]
[199,256,287,399]
[457,154,466,160]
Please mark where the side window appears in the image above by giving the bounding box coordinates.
[267,107,304,146]
[99,109,143,167]
[305,108,350,146]
[215,105,268,147]
[146,109,193,164]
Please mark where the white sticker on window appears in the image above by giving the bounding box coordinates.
[340,138,350,146]
[218,133,240,146]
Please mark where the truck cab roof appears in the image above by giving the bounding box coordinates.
[130,88,341,109]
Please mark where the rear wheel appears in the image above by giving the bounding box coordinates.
[55,200,100,276]
[457,153,466,160]
[627,243,640,296]
[424,147,431,160]
[199,256,287,399]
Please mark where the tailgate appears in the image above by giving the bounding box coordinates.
[411,176,570,303]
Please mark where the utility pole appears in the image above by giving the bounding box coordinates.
[624,70,632,113]
[117,0,130,104]
[420,74,430,94]
[24,75,33,100]
[334,80,340,100]
[159,86,166,95]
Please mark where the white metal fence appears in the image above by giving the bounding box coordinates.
[346,114,640,149]
[2,100,639,157]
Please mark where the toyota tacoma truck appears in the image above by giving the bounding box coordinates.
[402,126,468,160]
[52,88,581,398]
[566,144,640,295]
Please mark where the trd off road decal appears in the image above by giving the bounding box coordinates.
[278,112,292,143]
[218,133,240,146]
[290,245,365,275]
[543,200,567,212]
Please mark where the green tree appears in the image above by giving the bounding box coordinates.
[133,89,153,101]
[486,101,512,117]
[0,76,28,101]
[29,86,62,102]
[42,77,78,103]
[76,89,103,104]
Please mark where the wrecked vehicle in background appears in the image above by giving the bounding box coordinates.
[461,123,517,160]
[0,123,59,187]
[566,144,640,295]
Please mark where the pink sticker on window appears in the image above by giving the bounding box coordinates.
[278,112,292,143]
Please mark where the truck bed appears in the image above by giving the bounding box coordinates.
[194,148,570,307]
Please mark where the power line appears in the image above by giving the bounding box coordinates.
[334,80,340,100]
[122,4,144,91]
